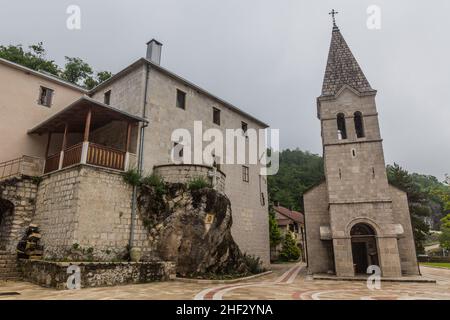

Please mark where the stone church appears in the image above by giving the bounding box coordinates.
[304,21,419,278]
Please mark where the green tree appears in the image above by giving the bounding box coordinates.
[60,56,93,85]
[279,232,301,261]
[441,214,450,229]
[84,71,113,90]
[268,204,282,247]
[0,42,60,75]
[268,148,324,212]
[387,163,432,253]
[0,42,112,89]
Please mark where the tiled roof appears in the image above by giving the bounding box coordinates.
[274,206,304,224]
[321,26,373,97]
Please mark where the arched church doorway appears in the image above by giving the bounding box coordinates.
[350,223,379,274]
[0,199,14,251]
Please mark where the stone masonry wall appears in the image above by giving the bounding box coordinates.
[33,165,151,261]
[91,64,270,266]
[0,177,38,252]
[19,259,175,289]
[390,185,420,275]
[154,164,226,193]
[303,182,334,274]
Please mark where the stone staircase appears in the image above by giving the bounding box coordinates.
[0,250,21,281]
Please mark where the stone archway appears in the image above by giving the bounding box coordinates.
[0,198,14,251]
[350,223,379,274]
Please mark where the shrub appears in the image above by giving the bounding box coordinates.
[243,254,265,274]
[141,173,166,195]
[279,232,301,262]
[188,177,210,191]
[123,169,141,186]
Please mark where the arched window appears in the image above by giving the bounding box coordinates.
[337,113,347,140]
[354,111,365,138]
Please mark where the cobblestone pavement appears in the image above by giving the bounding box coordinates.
[0,264,449,300]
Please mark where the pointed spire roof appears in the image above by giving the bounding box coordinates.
[321,25,374,97]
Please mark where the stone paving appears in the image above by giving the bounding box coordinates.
[0,263,449,300]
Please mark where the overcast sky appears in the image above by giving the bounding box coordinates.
[1,0,449,180]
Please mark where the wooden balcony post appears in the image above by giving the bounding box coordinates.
[125,122,132,152]
[59,123,68,170]
[45,131,52,158]
[83,108,92,142]
[124,122,132,170]
[81,109,92,164]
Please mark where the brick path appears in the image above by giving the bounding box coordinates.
[0,264,449,300]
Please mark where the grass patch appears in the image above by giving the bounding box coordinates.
[187,177,210,191]
[421,262,450,269]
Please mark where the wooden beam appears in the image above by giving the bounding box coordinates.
[125,122,132,152]
[83,108,92,142]
[45,131,52,158]
[61,123,68,151]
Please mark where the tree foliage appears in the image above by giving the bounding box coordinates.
[439,215,450,250]
[0,43,111,89]
[0,42,59,75]
[279,232,301,261]
[268,149,324,212]
[387,163,432,253]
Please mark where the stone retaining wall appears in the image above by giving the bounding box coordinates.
[33,164,151,261]
[154,164,226,193]
[0,176,38,252]
[19,259,176,289]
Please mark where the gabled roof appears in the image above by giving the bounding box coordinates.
[89,58,269,128]
[274,205,304,224]
[0,57,87,93]
[321,26,375,97]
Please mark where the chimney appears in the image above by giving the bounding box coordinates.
[146,39,162,65]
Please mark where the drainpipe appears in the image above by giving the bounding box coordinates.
[129,63,150,250]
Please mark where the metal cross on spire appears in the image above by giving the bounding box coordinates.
[329,9,339,27]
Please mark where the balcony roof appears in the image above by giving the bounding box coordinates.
[28,96,148,135]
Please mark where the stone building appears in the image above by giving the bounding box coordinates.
[0,39,270,280]
[304,22,419,277]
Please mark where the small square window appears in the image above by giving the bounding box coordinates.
[213,107,221,125]
[104,90,111,105]
[176,89,186,110]
[241,121,248,133]
[38,86,54,107]
[242,165,249,182]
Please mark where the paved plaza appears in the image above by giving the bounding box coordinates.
[0,263,449,300]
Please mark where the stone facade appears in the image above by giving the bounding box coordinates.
[304,26,419,278]
[91,61,270,266]
[33,164,151,261]
[19,259,175,289]
[154,164,226,193]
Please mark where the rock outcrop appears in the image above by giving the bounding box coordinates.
[137,183,251,277]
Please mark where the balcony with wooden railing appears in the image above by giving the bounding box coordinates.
[29,97,145,175]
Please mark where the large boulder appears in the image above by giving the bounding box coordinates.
[137,183,250,277]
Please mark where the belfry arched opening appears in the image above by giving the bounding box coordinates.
[350,223,379,274]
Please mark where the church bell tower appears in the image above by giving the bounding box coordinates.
[304,13,419,278]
